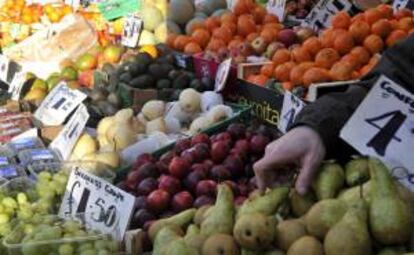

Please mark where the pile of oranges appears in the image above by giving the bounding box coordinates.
[167,0,283,55]
[254,5,413,90]
[0,0,73,24]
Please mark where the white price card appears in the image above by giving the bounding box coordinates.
[301,0,354,31]
[278,91,306,133]
[59,168,135,240]
[267,0,286,22]
[215,58,232,92]
[8,71,26,101]
[340,75,414,191]
[227,0,238,11]
[0,54,10,83]
[122,15,143,48]
[34,82,87,126]
[50,104,89,160]
[393,0,414,10]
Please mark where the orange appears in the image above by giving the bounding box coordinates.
[192,29,211,48]
[291,47,312,63]
[302,37,322,57]
[349,20,371,43]
[260,63,275,77]
[303,67,331,86]
[290,62,315,86]
[274,62,296,82]
[396,17,414,32]
[174,35,193,51]
[260,29,277,43]
[166,34,178,48]
[188,21,206,35]
[333,31,354,55]
[234,0,256,16]
[330,61,354,81]
[315,48,340,69]
[386,29,408,47]
[228,39,243,50]
[320,29,336,48]
[212,26,233,43]
[206,38,226,52]
[364,8,384,25]
[205,17,221,32]
[363,34,384,54]
[237,14,256,37]
[247,74,269,86]
[272,49,291,66]
[264,14,279,24]
[371,19,393,38]
[350,46,371,66]
[253,5,267,24]
[341,54,362,69]
[394,8,413,20]
[221,22,237,35]
[246,32,259,42]
[376,4,393,19]
[352,13,365,23]
[331,11,351,29]
[221,13,237,24]
[184,42,202,54]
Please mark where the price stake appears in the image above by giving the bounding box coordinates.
[340,75,414,191]
[215,58,232,92]
[267,0,286,22]
[34,82,87,126]
[8,71,26,101]
[393,0,414,10]
[59,168,135,240]
[50,104,89,160]
[278,91,306,133]
[0,55,10,83]
[121,15,143,48]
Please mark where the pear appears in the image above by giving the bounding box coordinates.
[287,236,323,255]
[202,234,240,255]
[149,208,196,241]
[153,225,183,255]
[338,181,372,205]
[241,250,285,255]
[289,189,317,217]
[345,157,370,186]
[201,184,235,236]
[233,213,277,251]
[377,247,406,255]
[164,238,200,255]
[312,162,345,200]
[237,187,289,218]
[324,199,372,255]
[305,199,347,239]
[184,224,206,253]
[369,158,412,245]
[194,205,212,226]
[275,219,307,251]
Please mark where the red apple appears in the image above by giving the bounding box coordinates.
[216,132,232,142]
[223,156,244,178]
[158,175,181,195]
[171,191,194,212]
[134,196,148,210]
[159,151,174,165]
[193,143,210,162]
[136,163,160,180]
[235,139,250,154]
[136,178,158,196]
[210,165,231,181]
[191,133,210,146]
[227,123,246,140]
[131,209,156,229]
[156,161,169,175]
[191,163,209,176]
[185,169,207,191]
[203,160,214,171]
[196,180,217,197]
[249,135,270,154]
[174,138,192,155]
[78,70,94,87]
[211,141,230,163]
[194,195,215,208]
[169,157,190,178]
[133,154,155,170]
[181,149,197,164]
[147,189,171,212]
[126,170,141,190]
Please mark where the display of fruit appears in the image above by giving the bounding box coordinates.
[251,5,413,90]
[120,123,281,230]
[285,0,319,19]
[144,157,414,255]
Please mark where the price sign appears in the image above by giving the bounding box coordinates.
[121,15,143,48]
[278,91,306,133]
[0,55,10,83]
[301,0,356,31]
[50,104,89,160]
[59,168,135,240]
[267,0,286,22]
[98,0,142,21]
[340,75,414,191]
[215,58,232,92]
[393,0,414,10]
[34,82,87,126]
[8,71,26,101]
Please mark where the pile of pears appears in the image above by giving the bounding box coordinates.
[146,158,414,255]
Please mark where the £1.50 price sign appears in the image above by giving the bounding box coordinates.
[340,75,414,191]
[59,168,135,240]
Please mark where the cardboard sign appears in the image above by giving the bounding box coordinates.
[98,0,142,21]
[340,75,414,191]
[267,0,286,22]
[215,58,232,92]
[0,55,10,84]
[301,0,356,31]
[393,0,414,10]
[121,15,143,48]
[49,104,89,160]
[59,168,135,240]
[8,71,26,101]
[278,91,306,133]
[34,82,87,126]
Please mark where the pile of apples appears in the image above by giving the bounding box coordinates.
[120,123,280,229]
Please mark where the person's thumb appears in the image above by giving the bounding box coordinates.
[295,159,319,195]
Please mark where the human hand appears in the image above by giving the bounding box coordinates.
[253,126,326,195]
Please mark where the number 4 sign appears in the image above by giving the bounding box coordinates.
[340,75,414,190]
[278,91,306,133]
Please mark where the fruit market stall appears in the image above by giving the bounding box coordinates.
[0,0,412,254]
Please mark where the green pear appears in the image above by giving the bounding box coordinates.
[164,238,200,255]
[324,199,372,255]
[305,199,347,239]
[184,224,206,253]
[377,247,406,255]
[312,162,345,200]
[202,234,240,255]
[287,236,323,255]
[289,189,317,217]
[153,225,183,255]
[369,158,412,245]
[345,157,370,186]
[338,181,372,205]
[149,208,196,241]
[237,187,289,218]
[275,219,307,251]
[201,184,235,236]
[194,205,212,226]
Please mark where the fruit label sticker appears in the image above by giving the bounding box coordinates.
[122,15,143,48]
[340,75,414,191]
[267,0,286,22]
[301,0,356,31]
[98,0,142,21]
[8,71,26,101]
[34,82,87,126]
[393,0,414,10]
[59,168,135,240]
[215,58,232,92]
[50,104,89,160]
[278,91,306,133]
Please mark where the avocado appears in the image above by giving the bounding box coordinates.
[148,63,163,77]
[190,79,204,92]
[120,72,133,83]
[130,75,155,89]
[201,77,214,91]
[129,62,147,77]
[156,79,171,89]
[172,73,190,89]
[158,88,175,101]
[160,64,174,79]
[156,43,171,56]
[135,52,153,67]
[168,69,181,80]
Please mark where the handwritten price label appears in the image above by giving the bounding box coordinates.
[267,0,286,22]
[122,15,143,48]
[59,168,135,240]
[340,75,414,191]
[0,55,10,83]
[215,58,232,92]
[278,91,306,133]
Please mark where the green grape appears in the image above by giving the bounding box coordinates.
[17,192,28,205]
[77,242,93,251]
[0,223,11,236]
[0,213,10,224]
[0,204,4,213]
[41,215,56,225]
[35,199,52,214]
[58,244,74,255]
[62,220,81,234]
[94,240,106,250]
[34,226,62,241]
[24,224,34,235]
[74,230,87,237]
[37,188,55,201]
[97,250,110,255]
[2,197,18,209]
[38,171,52,181]
[79,249,96,255]
[22,245,41,255]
